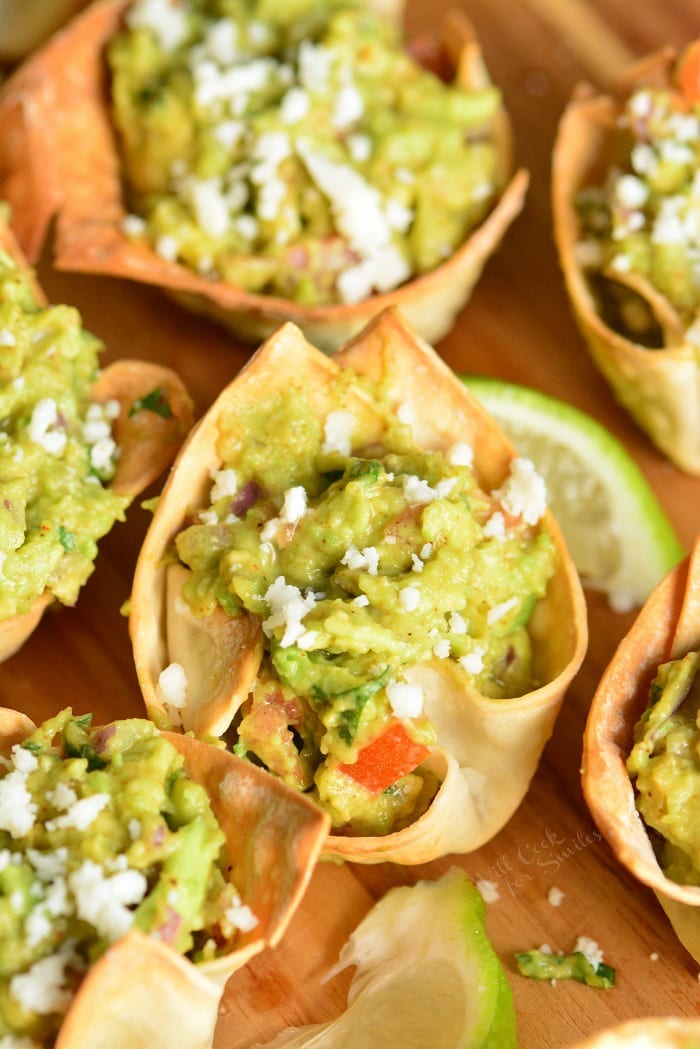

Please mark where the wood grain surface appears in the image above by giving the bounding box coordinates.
[2,1,700,1046]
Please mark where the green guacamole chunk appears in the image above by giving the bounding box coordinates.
[515,945,615,989]
[171,374,557,836]
[575,78,700,347]
[627,649,700,885]
[109,0,503,305]
[0,709,245,1046]
[0,250,129,620]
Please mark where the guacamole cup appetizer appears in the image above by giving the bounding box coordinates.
[129,308,587,864]
[553,41,700,474]
[570,1019,700,1048]
[0,706,328,1048]
[0,220,193,664]
[583,534,700,964]
[0,0,527,352]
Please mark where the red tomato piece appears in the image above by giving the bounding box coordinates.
[338,721,430,797]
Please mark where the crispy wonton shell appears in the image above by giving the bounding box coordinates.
[129,308,587,864]
[570,1018,700,1049]
[0,707,329,1049]
[583,533,700,962]
[0,221,193,664]
[552,48,700,475]
[0,0,527,353]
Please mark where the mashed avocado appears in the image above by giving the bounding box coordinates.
[575,71,700,346]
[0,250,129,620]
[172,375,557,835]
[109,0,503,305]
[0,709,247,1045]
[627,649,700,885]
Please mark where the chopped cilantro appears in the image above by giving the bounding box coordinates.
[129,387,172,419]
[57,525,77,552]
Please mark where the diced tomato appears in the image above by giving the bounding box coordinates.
[338,721,430,797]
[679,40,700,104]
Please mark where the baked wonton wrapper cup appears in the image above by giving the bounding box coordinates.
[0,707,329,1049]
[129,307,587,865]
[570,1018,700,1049]
[0,221,194,664]
[552,48,700,475]
[583,533,700,963]
[0,0,527,354]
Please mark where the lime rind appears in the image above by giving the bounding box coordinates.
[462,376,685,611]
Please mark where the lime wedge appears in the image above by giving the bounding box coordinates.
[253,869,516,1049]
[461,376,684,613]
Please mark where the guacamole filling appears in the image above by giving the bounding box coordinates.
[109,0,503,306]
[575,53,700,348]
[0,709,251,1046]
[0,250,129,620]
[169,376,557,836]
[627,649,700,885]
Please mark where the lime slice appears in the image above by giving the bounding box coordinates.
[253,869,516,1049]
[461,376,684,612]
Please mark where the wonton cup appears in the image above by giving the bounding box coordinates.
[0,0,527,354]
[130,308,587,865]
[0,221,193,664]
[552,47,700,474]
[0,706,329,1049]
[583,533,700,963]
[570,1019,700,1049]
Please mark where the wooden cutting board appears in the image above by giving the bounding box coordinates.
[1,0,700,1045]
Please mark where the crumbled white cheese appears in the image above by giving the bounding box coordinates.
[198,509,219,526]
[353,595,370,608]
[420,543,433,560]
[224,897,259,932]
[340,545,379,576]
[446,442,473,467]
[492,457,546,525]
[46,783,78,812]
[482,512,506,541]
[157,662,189,709]
[346,133,372,164]
[448,611,467,635]
[0,748,38,838]
[386,681,424,718]
[280,86,311,124]
[262,576,317,648]
[614,174,649,209]
[46,794,110,833]
[27,398,66,456]
[126,0,188,52]
[411,554,424,573]
[433,638,450,659]
[0,328,16,346]
[476,879,500,903]
[210,467,239,502]
[280,485,307,524]
[459,644,485,675]
[487,596,519,625]
[322,410,356,456]
[9,946,77,1016]
[27,847,68,882]
[574,935,604,969]
[155,235,179,261]
[69,860,148,942]
[333,83,364,130]
[548,886,565,907]
[399,586,420,612]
